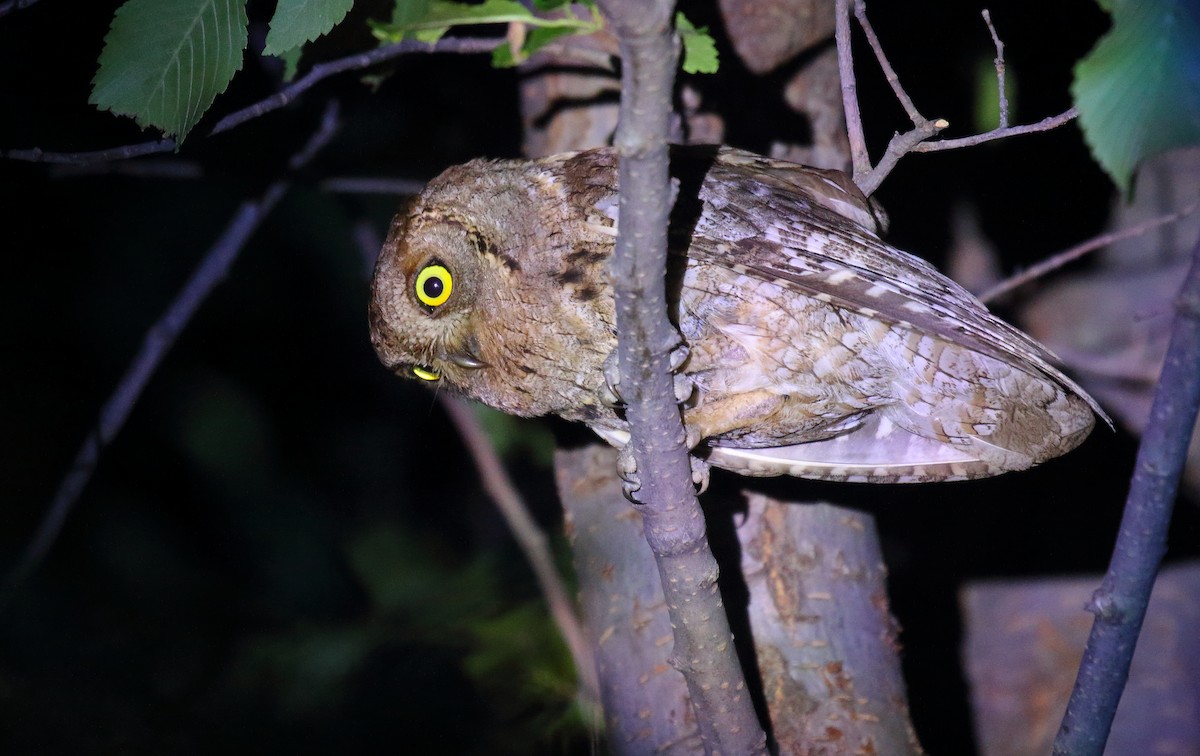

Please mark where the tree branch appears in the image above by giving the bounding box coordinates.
[980,199,1200,303]
[1,36,502,166]
[1052,226,1200,754]
[982,9,1009,129]
[909,108,1078,154]
[835,0,871,179]
[439,396,600,707]
[0,102,342,608]
[595,0,767,752]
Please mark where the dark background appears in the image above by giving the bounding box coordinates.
[1,0,1192,752]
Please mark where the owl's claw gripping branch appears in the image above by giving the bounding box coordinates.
[600,351,624,408]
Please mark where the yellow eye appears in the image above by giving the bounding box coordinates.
[415,264,453,307]
[412,365,440,381]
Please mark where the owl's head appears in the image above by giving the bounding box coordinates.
[369,207,491,390]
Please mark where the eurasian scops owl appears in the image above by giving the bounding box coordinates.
[369,145,1105,483]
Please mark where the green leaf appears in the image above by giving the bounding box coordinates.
[90,0,249,142]
[263,0,354,56]
[372,0,598,44]
[676,12,718,74]
[276,46,303,82]
[491,25,576,67]
[1072,0,1200,194]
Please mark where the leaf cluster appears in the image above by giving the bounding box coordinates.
[89,0,718,143]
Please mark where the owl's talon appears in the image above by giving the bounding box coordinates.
[674,373,695,405]
[616,444,642,502]
[668,342,690,373]
[692,455,710,494]
[602,353,624,408]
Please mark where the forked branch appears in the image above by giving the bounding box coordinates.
[836,2,1076,196]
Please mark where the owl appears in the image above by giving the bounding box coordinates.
[369,145,1106,483]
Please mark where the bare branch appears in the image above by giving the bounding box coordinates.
[208,36,502,137]
[0,102,343,608]
[320,176,427,196]
[854,1,922,124]
[2,36,503,166]
[911,107,1078,153]
[982,10,1010,129]
[836,2,1073,195]
[856,117,948,196]
[980,200,1200,303]
[440,396,599,707]
[3,140,178,164]
[1053,225,1200,755]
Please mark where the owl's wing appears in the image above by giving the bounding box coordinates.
[684,148,1108,423]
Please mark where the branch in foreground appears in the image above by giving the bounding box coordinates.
[440,396,599,707]
[1052,226,1200,754]
[1,36,502,166]
[0,103,342,608]
[596,0,767,752]
[980,200,1200,303]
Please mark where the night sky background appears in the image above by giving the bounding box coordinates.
[2,0,1194,752]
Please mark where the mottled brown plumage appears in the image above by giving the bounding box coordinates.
[370,145,1105,482]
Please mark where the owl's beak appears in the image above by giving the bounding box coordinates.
[441,348,487,369]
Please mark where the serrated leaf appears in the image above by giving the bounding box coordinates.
[676,12,718,74]
[1072,0,1200,194]
[263,0,354,56]
[90,0,249,142]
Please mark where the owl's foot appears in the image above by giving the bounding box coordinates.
[601,353,623,408]
[616,437,709,503]
[602,344,694,409]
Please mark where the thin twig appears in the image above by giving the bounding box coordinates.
[320,176,427,195]
[982,10,1009,129]
[50,159,204,180]
[1052,226,1200,755]
[2,36,503,166]
[0,102,342,608]
[837,2,1072,196]
[854,1,923,124]
[911,107,1077,153]
[439,396,599,706]
[208,36,502,137]
[3,140,178,164]
[980,199,1200,303]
